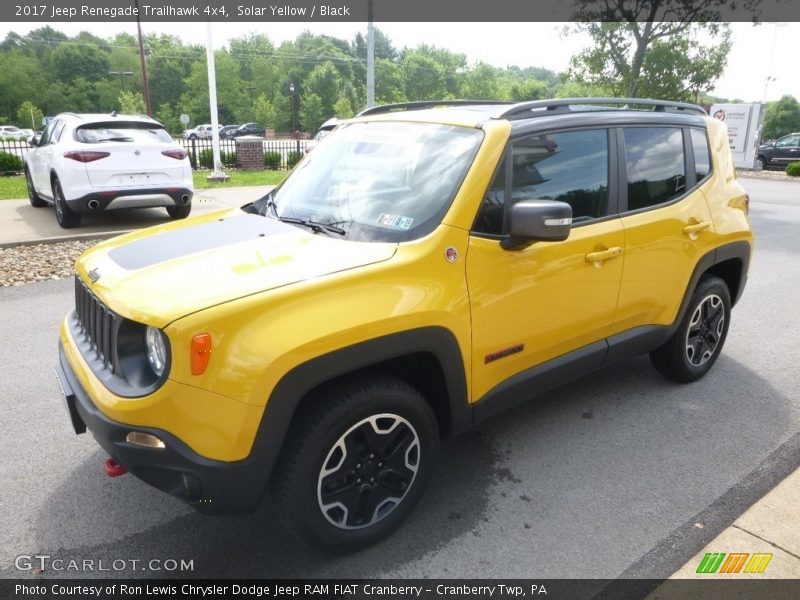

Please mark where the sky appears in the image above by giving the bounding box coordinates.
[1,21,797,103]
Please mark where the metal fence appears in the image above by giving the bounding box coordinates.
[0,137,310,175]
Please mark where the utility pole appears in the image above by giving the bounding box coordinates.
[366,0,375,108]
[206,23,226,181]
[133,0,152,116]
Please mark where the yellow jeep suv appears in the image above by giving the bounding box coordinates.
[56,99,752,551]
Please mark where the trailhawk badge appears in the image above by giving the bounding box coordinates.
[87,268,101,283]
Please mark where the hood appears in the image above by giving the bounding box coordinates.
[76,210,397,327]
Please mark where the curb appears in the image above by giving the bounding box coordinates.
[0,230,132,249]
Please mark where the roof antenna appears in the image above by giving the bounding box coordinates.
[111,110,117,117]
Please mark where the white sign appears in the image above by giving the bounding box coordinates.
[179,113,190,126]
[710,103,762,169]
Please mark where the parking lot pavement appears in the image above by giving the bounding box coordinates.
[0,186,272,247]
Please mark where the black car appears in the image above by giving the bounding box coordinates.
[219,125,240,139]
[232,123,265,138]
[757,132,800,169]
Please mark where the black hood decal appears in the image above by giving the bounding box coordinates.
[108,213,291,270]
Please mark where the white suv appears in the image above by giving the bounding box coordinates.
[0,125,27,141]
[182,124,221,140]
[24,113,193,228]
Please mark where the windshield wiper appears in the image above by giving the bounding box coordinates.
[278,217,346,237]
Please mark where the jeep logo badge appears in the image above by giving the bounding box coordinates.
[87,268,101,283]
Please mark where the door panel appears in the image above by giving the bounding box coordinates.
[467,219,624,401]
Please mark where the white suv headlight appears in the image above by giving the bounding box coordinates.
[145,326,168,377]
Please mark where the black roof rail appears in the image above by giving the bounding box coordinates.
[496,98,707,120]
[357,100,512,117]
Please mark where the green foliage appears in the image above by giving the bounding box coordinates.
[333,96,354,119]
[304,61,342,117]
[0,151,23,175]
[197,148,237,169]
[118,91,146,114]
[253,95,277,129]
[264,151,282,170]
[16,101,43,130]
[763,96,800,141]
[155,103,181,134]
[300,93,324,133]
[286,151,303,169]
[568,17,731,100]
[786,162,800,177]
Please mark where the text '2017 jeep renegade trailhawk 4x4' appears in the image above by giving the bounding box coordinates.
[56,98,752,551]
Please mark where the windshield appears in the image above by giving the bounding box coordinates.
[251,121,483,243]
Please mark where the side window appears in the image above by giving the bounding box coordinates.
[624,127,685,211]
[51,120,66,144]
[511,130,609,224]
[776,135,799,147]
[690,128,711,181]
[39,121,56,146]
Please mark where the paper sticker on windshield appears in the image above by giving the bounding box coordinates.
[378,214,414,230]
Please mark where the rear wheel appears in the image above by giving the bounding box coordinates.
[650,275,731,383]
[274,375,438,552]
[755,156,768,170]
[53,179,81,228]
[26,169,46,207]
[166,202,192,219]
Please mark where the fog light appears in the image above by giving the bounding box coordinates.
[126,431,166,449]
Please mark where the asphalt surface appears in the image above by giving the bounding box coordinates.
[0,178,798,583]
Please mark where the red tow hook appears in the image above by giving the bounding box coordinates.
[104,457,128,477]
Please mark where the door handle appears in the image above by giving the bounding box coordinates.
[682,221,710,239]
[585,246,622,267]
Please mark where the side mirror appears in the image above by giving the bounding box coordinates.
[501,200,572,250]
[28,135,39,147]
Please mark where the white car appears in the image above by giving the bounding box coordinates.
[24,113,194,228]
[0,125,27,141]
[182,124,222,140]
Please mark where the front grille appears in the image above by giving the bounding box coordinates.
[74,276,120,373]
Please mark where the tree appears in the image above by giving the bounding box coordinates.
[253,94,277,129]
[155,102,181,133]
[118,91,146,114]
[51,42,110,83]
[304,61,342,117]
[16,101,43,129]
[333,96,354,118]
[300,93,324,133]
[566,0,752,99]
[762,96,800,141]
[462,63,499,100]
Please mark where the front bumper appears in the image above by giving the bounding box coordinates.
[56,340,267,515]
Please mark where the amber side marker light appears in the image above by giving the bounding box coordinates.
[191,333,212,375]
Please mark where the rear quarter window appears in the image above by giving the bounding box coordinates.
[624,127,686,211]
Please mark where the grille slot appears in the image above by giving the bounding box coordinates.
[74,276,119,373]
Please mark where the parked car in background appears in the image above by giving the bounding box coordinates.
[25,112,193,228]
[0,125,28,141]
[231,122,264,137]
[305,117,340,153]
[182,124,222,140]
[757,132,800,169]
[19,128,34,139]
[220,125,240,139]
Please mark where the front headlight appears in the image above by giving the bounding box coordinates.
[145,326,167,377]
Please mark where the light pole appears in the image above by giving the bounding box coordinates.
[289,82,296,137]
[109,71,133,92]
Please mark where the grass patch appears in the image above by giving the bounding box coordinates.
[0,175,27,200]
[193,169,288,189]
[0,170,289,200]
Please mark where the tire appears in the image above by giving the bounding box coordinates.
[53,179,81,228]
[25,168,46,207]
[188,134,197,140]
[274,375,439,552]
[166,202,192,219]
[756,156,768,170]
[650,275,731,383]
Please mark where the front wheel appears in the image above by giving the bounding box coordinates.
[755,156,768,170]
[274,375,439,552]
[26,169,46,207]
[650,275,731,383]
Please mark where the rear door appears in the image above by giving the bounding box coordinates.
[611,126,715,335]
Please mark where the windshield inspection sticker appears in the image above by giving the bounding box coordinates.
[378,214,414,230]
